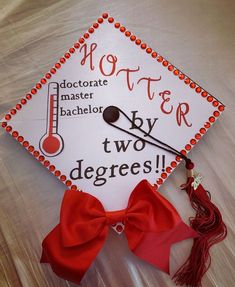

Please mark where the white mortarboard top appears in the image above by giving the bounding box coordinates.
[1,12,225,212]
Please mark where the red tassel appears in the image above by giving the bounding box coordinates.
[173,166,227,287]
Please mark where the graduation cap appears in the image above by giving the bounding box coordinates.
[1,12,226,287]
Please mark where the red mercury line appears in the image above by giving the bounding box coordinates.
[48,94,54,136]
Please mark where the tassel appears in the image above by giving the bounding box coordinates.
[173,160,227,287]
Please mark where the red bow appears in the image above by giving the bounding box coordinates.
[41,180,198,284]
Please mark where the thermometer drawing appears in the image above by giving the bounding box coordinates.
[39,82,64,157]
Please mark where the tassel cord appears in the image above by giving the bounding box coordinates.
[102,106,227,287]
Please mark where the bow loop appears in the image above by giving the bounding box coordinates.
[60,190,107,247]
[127,180,182,232]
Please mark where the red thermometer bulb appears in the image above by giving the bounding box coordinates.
[40,82,64,157]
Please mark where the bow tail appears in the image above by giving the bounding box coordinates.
[128,221,198,274]
[41,224,108,284]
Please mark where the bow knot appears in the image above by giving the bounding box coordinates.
[105,209,126,225]
[41,180,198,285]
